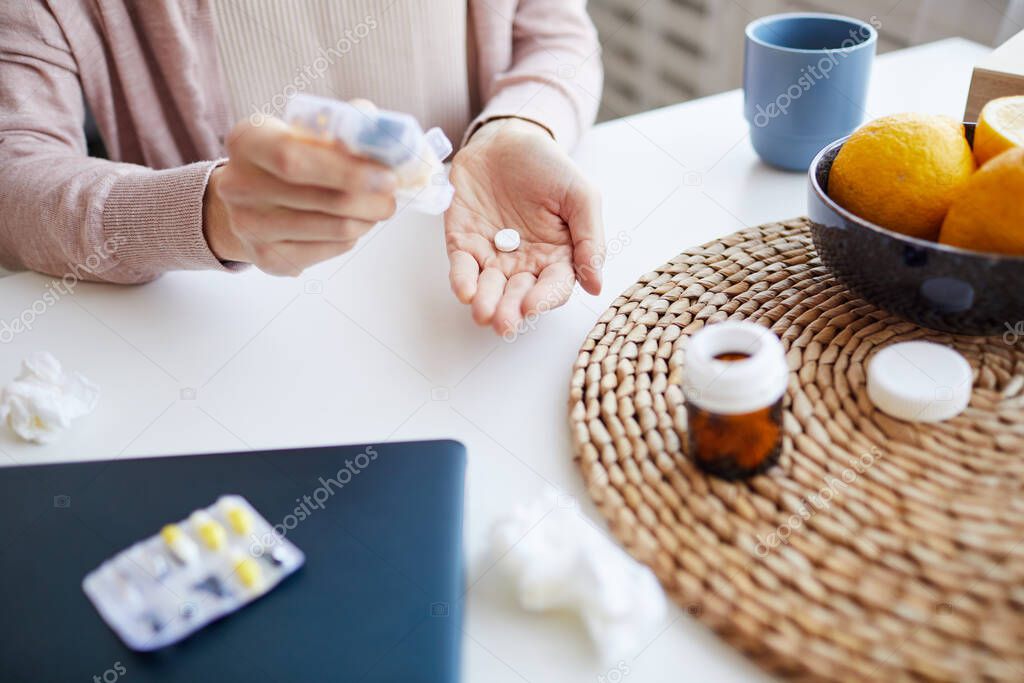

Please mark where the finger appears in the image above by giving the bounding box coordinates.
[493,273,536,335]
[237,207,375,243]
[522,262,575,317]
[471,268,507,326]
[444,219,495,269]
[306,189,396,223]
[563,179,605,295]
[232,117,397,193]
[448,250,480,304]
[218,163,396,222]
[279,187,394,223]
[252,240,356,277]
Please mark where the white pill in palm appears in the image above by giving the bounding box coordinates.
[494,228,521,252]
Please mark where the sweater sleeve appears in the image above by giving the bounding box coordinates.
[466,0,604,151]
[0,3,233,284]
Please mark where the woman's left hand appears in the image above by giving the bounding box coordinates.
[445,119,605,336]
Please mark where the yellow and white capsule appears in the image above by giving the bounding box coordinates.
[231,551,262,590]
[190,511,227,551]
[219,498,253,536]
[161,524,199,565]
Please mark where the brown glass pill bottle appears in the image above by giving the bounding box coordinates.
[682,321,788,479]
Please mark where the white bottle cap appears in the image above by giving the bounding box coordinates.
[683,321,789,415]
[867,341,972,423]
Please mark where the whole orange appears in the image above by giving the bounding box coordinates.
[939,147,1024,255]
[828,114,976,240]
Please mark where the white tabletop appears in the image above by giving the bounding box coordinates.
[0,38,988,683]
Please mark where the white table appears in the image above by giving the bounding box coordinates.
[0,38,988,683]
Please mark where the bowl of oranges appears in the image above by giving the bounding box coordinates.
[808,96,1024,335]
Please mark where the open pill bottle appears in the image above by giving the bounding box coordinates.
[682,321,789,479]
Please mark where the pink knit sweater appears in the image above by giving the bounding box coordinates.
[0,1,602,283]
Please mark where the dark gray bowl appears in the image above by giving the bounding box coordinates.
[807,123,1024,336]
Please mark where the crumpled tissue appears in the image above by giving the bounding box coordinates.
[0,352,99,444]
[490,489,667,663]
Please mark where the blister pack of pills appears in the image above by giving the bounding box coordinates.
[82,495,304,651]
[284,93,455,215]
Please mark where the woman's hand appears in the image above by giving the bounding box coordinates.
[204,117,398,276]
[445,119,605,335]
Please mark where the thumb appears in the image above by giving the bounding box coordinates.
[563,178,605,295]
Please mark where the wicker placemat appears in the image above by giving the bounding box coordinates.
[569,218,1024,682]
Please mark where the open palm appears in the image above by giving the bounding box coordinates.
[445,119,604,335]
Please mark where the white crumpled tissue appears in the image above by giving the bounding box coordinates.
[0,352,99,444]
[490,488,667,664]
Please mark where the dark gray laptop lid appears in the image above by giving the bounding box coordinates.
[0,440,466,683]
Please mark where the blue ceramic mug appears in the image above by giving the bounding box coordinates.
[744,13,877,171]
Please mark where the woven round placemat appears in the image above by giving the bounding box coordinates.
[569,218,1024,682]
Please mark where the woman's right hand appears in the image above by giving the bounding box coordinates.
[203,117,398,276]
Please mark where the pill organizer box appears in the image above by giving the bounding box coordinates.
[285,93,455,215]
[82,495,304,651]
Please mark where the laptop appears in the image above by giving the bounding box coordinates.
[0,440,466,682]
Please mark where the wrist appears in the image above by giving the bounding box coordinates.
[467,117,554,148]
[203,165,244,263]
